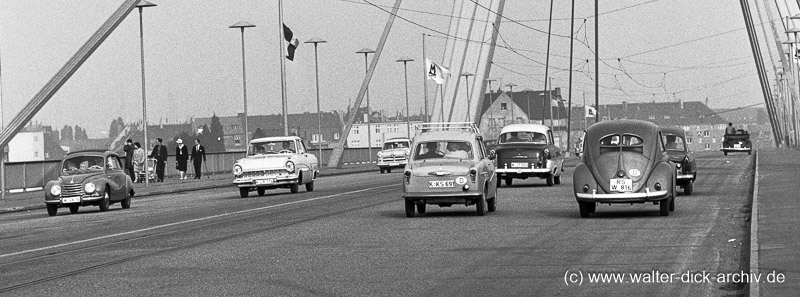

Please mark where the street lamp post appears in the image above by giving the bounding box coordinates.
[137,0,156,187]
[356,48,376,161]
[786,25,800,146]
[461,72,474,122]
[506,83,517,123]
[397,57,415,139]
[305,38,327,167]
[229,21,255,147]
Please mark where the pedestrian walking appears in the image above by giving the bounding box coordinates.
[132,142,146,182]
[123,139,135,182]
[191,138,207,179]
[175,139,189,180]
[150,138,168,182]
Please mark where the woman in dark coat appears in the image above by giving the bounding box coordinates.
[175,139,189,180]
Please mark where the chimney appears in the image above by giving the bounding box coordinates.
[679,99,684,109]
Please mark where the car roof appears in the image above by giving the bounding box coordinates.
[499,123,550,134]
[413,131,477,143]
[384,138,411,143]
[250,136,301,143]
[660,126,686,137]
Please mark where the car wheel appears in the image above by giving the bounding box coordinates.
[416,203,426,214]
[405,200,415,217]
[257,188,266,196]
[748,151,751,155]
[554,174,561,185]
[387,169,392,173]
[660,198,670,216]
[546,174,554,186]
[305,180,315,192]
[669,196,675,212]
[239,187,250,198]
[504,178,513,186]
[98,192,110,212]
[683,181,693,195]
[46,204,58,217]
[476,195,486,216]
[724,152,728,156]
[487,186,497,212]
[69,205,80,214]
[290,183,299,194]
[578,202,593,218]
[496,177,502,188]
[380,168,385,174]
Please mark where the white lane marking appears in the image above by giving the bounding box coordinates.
[750,152,760,297]
[0,184,396,259]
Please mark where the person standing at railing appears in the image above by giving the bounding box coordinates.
[175,139,189,180]
[132,142,145,183]
[123,139,135,182]
[191,138,206,179]
[150,138,168,182]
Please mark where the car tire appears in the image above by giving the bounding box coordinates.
[578,201,593,218]
[69,205,80,214]
[405,200,415,217]
[554,174,561,185]
[290,183,299,194]
[684,181,693,195]
[305,180,315,192]
[98,192,110,212]
[380,168,385,174]
[416,203,426,214]
[239,187,250,198]
[496,177,502,188]
[669,196,675,212]
[257,188,266,196]
[660,198,670,216]
[546,174,555,186]
[46,204,58,217]
[487,186,497,212]
[504,178,513,186]
[476,196,486,216]
[724,152,728,156]
[387,169,392,173]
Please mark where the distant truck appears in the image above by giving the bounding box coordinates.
[720,129,752,156]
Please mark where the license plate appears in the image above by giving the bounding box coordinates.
[389,162,400,166]
[610,179,633,192]
[511,162,528,168]
[734,143,741,148]
[255,179,275,185]
[61,197,80,203]
[428,180,455,188]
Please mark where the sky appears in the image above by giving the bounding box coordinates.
[0,0,787,138]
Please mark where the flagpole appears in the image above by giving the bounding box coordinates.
[278,0,289,136]
[439,84,445,121]
[422,33,429,122]
[583,93,586,131]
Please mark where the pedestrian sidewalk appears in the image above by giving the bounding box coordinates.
[751,148,800,296]
[0,165,375,214]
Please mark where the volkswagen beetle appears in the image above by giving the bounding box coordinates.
[232,136,318,197]
[44,150,135,216]
[661,126,697,195]
[494,123,564,187]
[573,120,676,217]
[376,138,411,174]
[721,129,752,155]
[402,123,498,217]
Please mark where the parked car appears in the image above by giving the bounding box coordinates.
[494,123,564,187]
[377,138,411,174]
[721,129,752,155]
[661,127,697,195]
[232,136,318,197]
[44,150,135,216]
[572,120,676,217]
[402,123,498,217]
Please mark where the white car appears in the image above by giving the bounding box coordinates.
[377,138,411,174]
[232,136,318,197]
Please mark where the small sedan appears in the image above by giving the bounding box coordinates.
[402,123,498,217]
[376,138,411,174]
[573,120,676,217]
[494,124,564,186]
[44,150,135,216]
[232,136,318,197]
[661,127,697,195]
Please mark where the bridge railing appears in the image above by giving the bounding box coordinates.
[1,147,379,194]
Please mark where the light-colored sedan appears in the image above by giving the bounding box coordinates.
[377,138,411,174]
[232,136,318,197]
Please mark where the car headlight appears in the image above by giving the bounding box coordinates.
[84,182,96,194]
[233,164,243,176]
[286,161,296,173]
[377,151,384,158]
[50,185,62,196]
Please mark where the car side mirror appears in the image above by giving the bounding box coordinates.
[488,150,496,160]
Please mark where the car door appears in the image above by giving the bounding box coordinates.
[476,137,496,193]
[107,155,126,199]
[296,140,316,181]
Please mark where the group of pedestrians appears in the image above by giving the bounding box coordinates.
[123,138,207,183]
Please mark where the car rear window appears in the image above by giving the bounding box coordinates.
[499,131,547,144]
[413,141,473,160]
[599,134,644,154]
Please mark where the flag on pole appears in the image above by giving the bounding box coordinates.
[283,24,300,61]
[585,105,596,118]
[425,58,450,84]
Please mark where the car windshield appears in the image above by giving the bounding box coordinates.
[413,141,473,160]
[599,134,644,154]
[662,133,686,151]
[62,156,105,173]
[499,131,547,144]
[248,141,296,155]
[383,141,409,150]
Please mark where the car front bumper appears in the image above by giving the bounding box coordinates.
[233,174,299,188]
[575,189,670,203]
[377,160,407,168]
[45,193,105,205]
[720,147,751,152]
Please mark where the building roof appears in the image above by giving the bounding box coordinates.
[480,88,567,120]
[568,100,726,129]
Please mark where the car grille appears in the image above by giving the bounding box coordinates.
[62,184,83,197]
[380,155,407,162]
[242,169,286,178]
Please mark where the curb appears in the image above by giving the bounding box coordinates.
[749,151,760,297]
[0,167,376,215]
